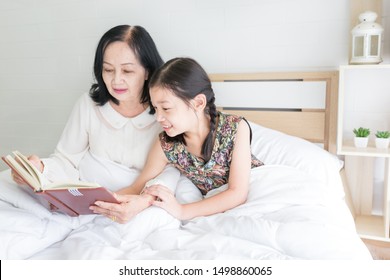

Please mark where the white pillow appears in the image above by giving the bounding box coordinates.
[175,175,203,204]
[176,122,345,204]
[249,122,345,198]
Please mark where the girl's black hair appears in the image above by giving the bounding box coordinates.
[149,57,217,161]
[89,25,163,113]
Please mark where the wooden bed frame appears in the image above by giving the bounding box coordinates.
[209,71,339,154]
[209,71,358,215]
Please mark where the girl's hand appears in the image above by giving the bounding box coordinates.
[143,184,184,220]
[11,154,44,185]
[89,193,154,224]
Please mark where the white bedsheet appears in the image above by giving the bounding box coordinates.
[0,164,372,260]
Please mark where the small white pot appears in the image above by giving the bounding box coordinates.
[375,138,389,149]
[354,137,369,148]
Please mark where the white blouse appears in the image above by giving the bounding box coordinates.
[42,93,178,191]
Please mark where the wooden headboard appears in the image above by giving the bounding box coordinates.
[209,71,339,154]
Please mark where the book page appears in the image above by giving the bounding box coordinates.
[3,155,41,191]
[12,151,51,187]
[45,180,101,190]
[11,151,102,191]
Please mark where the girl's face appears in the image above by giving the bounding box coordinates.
[150,86,196,137]
[102,41,148,104]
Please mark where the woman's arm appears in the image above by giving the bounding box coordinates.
[42,93,92,182]
[145,120,252,220]
[11,94,90,185]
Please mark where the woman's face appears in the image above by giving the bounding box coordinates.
[102,41,148,104]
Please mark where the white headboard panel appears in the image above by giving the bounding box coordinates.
[212,80,326,109]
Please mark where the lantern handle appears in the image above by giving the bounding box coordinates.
[359,11,377,23]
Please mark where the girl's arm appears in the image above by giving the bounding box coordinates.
[145,120,252,220]
[90,138,169,222]
[118,138,170,195]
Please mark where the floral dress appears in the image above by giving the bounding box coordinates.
[159,111,263,195]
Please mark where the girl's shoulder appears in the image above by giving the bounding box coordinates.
[217,111,244,132]
[218,111,243,123]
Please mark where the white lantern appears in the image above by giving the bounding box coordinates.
[351,11,383,64]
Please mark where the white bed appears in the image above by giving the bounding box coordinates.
[0,71,372,260]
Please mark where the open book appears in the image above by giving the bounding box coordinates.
[2,151,119,217]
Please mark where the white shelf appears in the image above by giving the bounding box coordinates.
[338,64,390,242]
[339,141,390,158]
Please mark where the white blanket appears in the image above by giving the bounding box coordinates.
[0,165,372,260]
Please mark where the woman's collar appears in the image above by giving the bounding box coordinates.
[98,102,156,129]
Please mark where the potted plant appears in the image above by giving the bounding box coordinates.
[353,127,370,148]
[375,130,390,149]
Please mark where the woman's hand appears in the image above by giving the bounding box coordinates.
[143,184,184,220]
[89,193,154,224]
[11,154,44,185]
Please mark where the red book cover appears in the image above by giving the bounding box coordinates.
[2,153,119,217]
[44,187,119,216]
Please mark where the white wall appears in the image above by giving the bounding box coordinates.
[0,0,387,170]
[383,0,390,62]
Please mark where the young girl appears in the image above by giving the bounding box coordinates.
[96,57,263,221]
